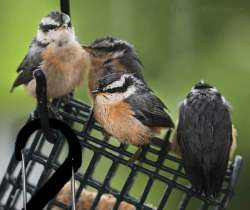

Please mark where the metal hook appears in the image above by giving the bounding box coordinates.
[33,69,57,143]
[15,118,82,210]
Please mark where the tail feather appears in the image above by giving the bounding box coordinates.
[185,163,226,197]
[200,163,227,197]
[208,164,228,197]
[10,71,33,92]
[187,166,204,194]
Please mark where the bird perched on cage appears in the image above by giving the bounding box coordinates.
[90,72,174,150]
[83,37,174,150]
[11,11,90,100]
[174,81,236,197]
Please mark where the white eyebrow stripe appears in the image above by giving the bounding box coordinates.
[63,14,70,23]
[41,17,59,26]
[112,50,125,58]
[210,87,218,93]
[114,39,133,48]
[104,85,136,101]
[103,76,126,91]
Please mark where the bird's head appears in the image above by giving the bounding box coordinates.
[191,81,219,94]
[92,73,144,102]
[37,11,75,45]
[83,37,142,67]
[193,81,214,90]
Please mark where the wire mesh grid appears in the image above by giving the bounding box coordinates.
[0,97,242,210]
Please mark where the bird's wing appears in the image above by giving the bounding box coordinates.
[177,93,232,196]
[125,91,175,128]
[11,39,43,92]
[17,39,43,73]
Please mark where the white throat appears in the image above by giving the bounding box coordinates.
[36,27,75,45]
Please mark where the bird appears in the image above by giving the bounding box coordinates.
[174,81,236,197]
[83,37,174,149]
[83,37,145,95]
[11,11,90,100]
[91,72,174,148]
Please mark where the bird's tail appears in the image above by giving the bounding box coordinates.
[202,161,228,197]
[10,71,33,92]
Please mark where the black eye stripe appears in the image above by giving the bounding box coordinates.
[106,86,127,93]
[39,24,58,32]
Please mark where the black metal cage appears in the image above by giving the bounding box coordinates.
[0,97,242,210]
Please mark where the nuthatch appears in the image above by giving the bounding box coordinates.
[174,81,237,197]
[11,11,90,99]
[83,37,145,95]
[91,73,174,147]
[83,37,174,148]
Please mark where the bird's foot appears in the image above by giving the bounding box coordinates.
[129,145,148,164]
[102,131,111,142]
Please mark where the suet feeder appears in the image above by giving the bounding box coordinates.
[0,0,243,209]
[0,96,242,210]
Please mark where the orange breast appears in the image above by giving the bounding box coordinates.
[39,42,90,98]
[94,99,153,146]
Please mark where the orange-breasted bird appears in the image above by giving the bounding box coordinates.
[11,11,90,100]
[83,37,174,148]
[91,72,174,146]
[83,37,144,95]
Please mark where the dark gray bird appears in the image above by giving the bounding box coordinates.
[176,81,234,197]
[11,11,90,99]
[92,73,174,146]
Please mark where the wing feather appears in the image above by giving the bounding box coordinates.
[11,38,44,91]
[125,92,174,128]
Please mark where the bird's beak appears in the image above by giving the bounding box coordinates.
[91,89,99,95]
[58,24,68,30]
[82,46,96,55]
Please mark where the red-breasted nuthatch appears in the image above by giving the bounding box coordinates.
[174,81,237,197]
[11,11,90,99]
[83,37,145,95]
[91,73,174,146]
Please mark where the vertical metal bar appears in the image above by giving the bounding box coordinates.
[112,169,137,210]
[157,165,183,210]
[90,162,119,210]
[21,151,27,210]
[71,167,76,210]
[60,0,71,16]
[4,131,41,208]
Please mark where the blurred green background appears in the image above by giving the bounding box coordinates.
[0,0,249,209]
